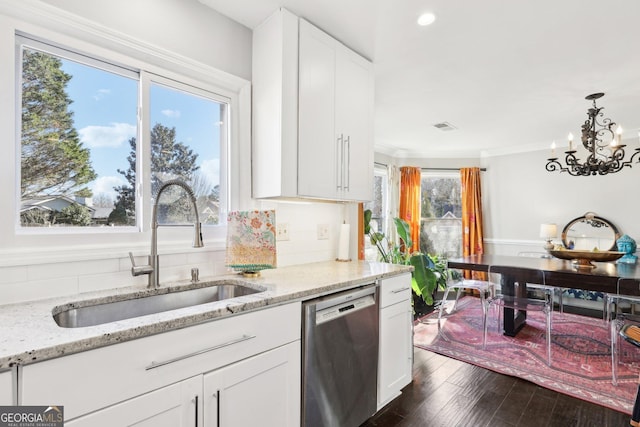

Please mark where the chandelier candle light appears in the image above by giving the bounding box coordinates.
[545,93,640,176]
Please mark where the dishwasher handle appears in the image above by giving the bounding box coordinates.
[312,285,377,325]
[311,284,377,312]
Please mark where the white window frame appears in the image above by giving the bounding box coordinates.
[371,164,389,235]
[16,33,141,234]
[0,9,249,265]
[142,72,232,238]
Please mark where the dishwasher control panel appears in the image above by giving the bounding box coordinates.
[316,294,375,325]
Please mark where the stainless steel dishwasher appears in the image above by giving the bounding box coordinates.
[302,283,379,427]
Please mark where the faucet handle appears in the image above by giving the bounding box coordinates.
[129,252,153,277]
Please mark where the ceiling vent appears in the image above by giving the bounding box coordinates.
[433,122,457,131]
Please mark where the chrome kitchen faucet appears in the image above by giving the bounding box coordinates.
[129,179,204,288]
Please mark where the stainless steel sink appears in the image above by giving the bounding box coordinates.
[53,282,264,328]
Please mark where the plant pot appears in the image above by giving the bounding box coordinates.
[412,291,435,320]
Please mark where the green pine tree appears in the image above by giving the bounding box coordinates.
[110,123,200,225]
[149,123,199,194]
[21,48,96,199]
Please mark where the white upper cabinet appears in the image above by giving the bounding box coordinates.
[252,9,374,202]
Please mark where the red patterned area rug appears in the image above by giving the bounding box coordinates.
[414,296,640,415]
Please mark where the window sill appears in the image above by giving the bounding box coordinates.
[0,239,226,268]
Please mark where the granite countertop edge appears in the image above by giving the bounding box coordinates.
[0,260,412,369]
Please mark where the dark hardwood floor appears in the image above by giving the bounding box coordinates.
[364,348,631,427]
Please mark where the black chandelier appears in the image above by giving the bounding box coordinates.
[546,93,640,176]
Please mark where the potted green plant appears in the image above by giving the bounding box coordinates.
[364,210,453,316]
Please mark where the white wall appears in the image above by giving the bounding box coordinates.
[0,0,350,304]
[482,147,640,255]
[377,148,640,258]
[39,0,252,81]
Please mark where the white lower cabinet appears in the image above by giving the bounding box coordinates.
[0,369,14,405]
[203,341,300,427]
[378,274,413,409]
[67,342,300,427]
[19,303,301,425]
[66,376,201,427]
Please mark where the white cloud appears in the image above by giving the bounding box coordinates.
[93,88,111,101]
[90,175,126,201]
[200,158,220,188]
[79,122,136,148]
[161,109,181,118]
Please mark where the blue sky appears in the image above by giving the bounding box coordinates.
[60,58,222,203]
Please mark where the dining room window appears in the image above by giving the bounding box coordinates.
[363,164,388,261]
[420,171,462,258]
[365,165,388,233]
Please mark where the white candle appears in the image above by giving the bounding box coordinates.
[337,223,351,261]
[551,141,556,156]
[567,133,574,151]
[617,125,623,144]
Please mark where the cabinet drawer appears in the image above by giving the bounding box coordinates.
[20,302,301,421]
[379,274,412,308]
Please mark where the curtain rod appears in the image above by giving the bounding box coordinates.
[374,162,486,172]
[422,167,487,172]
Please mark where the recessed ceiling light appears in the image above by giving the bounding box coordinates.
[417,12,436,26]
[433,122,456,131]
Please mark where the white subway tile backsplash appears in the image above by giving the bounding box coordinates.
[78,270,147,293]
[0,266,28,285]
[157,253,189,268]
[187,249,222,264]
[0,202,352,304]
[0,277,79,304]
[28,259,120,281]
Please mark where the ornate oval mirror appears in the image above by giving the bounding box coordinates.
[561,212,620,251]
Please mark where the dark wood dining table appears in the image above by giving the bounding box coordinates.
[448,254,640,336]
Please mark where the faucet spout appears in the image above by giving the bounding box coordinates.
[129,179,204,288]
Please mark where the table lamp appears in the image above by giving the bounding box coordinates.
[540,223,557,253]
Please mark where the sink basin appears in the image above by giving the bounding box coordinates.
[53,282,264,328]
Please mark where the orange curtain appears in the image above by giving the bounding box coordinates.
[399,166,421,253]
[461,167,485,278]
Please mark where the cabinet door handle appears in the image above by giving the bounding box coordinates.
[145,334,256,370]
[193,395,199,427]
[214,390,221,426]
[336,135,344,190]
[392,287,411,294]
[344,135,350,191]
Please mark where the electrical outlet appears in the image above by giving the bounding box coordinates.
[277,223,290,241]
[317,224,329,240]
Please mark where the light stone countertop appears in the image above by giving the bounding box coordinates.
[0,260,412,369]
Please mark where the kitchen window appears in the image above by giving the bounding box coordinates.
[420,172,462,258]
[16,34,229,231]
[148,80,228,226]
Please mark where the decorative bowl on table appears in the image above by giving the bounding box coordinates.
[548,249,625,269]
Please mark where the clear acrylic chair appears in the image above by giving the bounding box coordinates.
[517,252,564,312]
[438,267,495,349]
[488,267,553,366]
[606,282,640,386]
